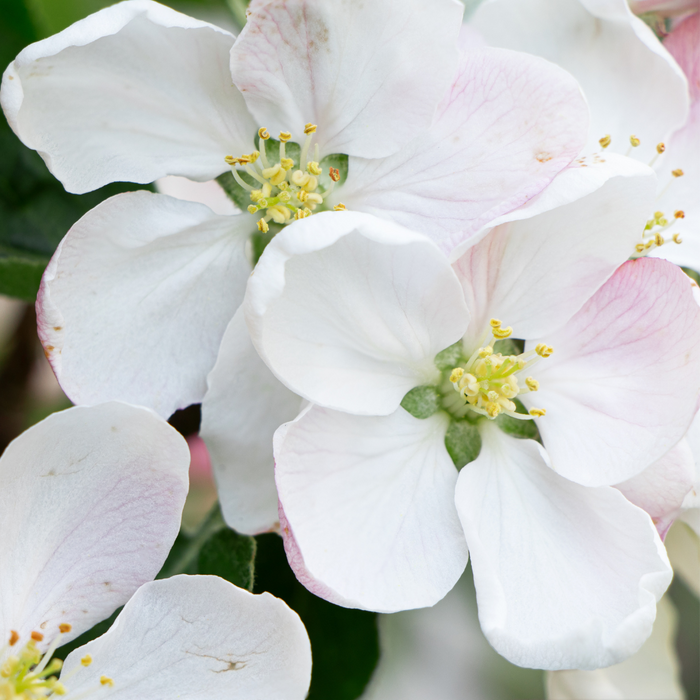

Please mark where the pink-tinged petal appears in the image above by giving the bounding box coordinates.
[230,0,463,159]
[62,576,311,700]
[616,440,695,539]
[630,0,699,16]
[0,0,256,194]
[471,0,689,161]
[37,192,252,418]
[275,405,468,612]
[0,403,189,652]
[651,14,700,270]
[456,423,672,671]
[200,309,301,535]
[333,47,588,253]
[452,154,656,345]
[245,211,468,416]
[546,596,683,700]
[525,258,700,486]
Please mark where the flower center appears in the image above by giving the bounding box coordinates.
[0,629,112,699]
[225,124,346,233]
[444,319,550,420]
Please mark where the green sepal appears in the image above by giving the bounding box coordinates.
[492,337,524,355]
[198,527,257,592]
[445,418,482,469]
[682,267,700,286]
[434,341,466,371]
[496,398,541,441]
[216,170,256,211]
[400,384,441,419]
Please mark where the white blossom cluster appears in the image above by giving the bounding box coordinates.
[0,0,698,697]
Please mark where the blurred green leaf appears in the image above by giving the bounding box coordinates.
[445,418,482,468]
[198,527,256,591]
[400,384,441,419]
[254,533,379,700]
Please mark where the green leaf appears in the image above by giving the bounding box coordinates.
[254,534,379,700]
[434,341,466,371]
[400,384,441,419]
[445,418,482,469]
[198,527,257,591]
[0,251,47,301]
[216,170,254,212]
[682,267,700,285]
[495,399,541,441]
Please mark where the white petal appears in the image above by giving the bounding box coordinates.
[546,597,683,700]
[1,0,256,193]
[0,403,189,652]
[230,0,463,159]
[62,576,312,699]
[275,405,469,612]
[616,439,695,539]
[452,154,657,345]
[200,308,301,535]
[334,47,589,252]
[471,0,689,160]
[155,176,239,216]
[37,192,252,418]
[526,258,700,486]
[245,211,468,416]
[456,422,672,670]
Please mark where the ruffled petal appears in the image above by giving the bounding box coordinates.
[471,0,689,160]
[334,47,589,252]
[0,403,189,651]
[37,192,252,418]
[230,0,463,159]
[275,405,468,612]
[200,309,301,535]
[245,211,468,416]
[525,258,700,486]
[546,596,683,700]
[61,576,311,699]
[455,423,672,670]
[452,154,656,345]
[1,0,256,193]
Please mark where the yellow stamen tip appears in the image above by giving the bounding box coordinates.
[307,161,322,175]
[280,157,294,170]
[674,210,685,219]
[258,127,270,140]
[257,219,269,233]
[100,676,114,687]
[629,135,640,147]
[303,123,317,134]
[599,134,611,149]
[529,408,546,417]
[224,155,237,165]
[535,343,553,358]
[248,150,260,163]
[450,368,464,383]
[329,167,340,182]
[279,131,292,142]
[672,168,684,178]
[58,623,72,634]
[489,318,502,328]
[673,233,682,244]
[81,655,93,667]
[492,326,513,339]
[525,377,539,391]
[333,203,346,211]
[656,142,666,154]
[30,632,44,642]
[655,233,665,246]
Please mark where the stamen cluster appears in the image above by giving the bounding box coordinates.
[447,319,550,420]
[225,124,345,234]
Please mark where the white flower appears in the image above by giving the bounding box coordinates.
[0,0,589,419]
[0,402,311,699]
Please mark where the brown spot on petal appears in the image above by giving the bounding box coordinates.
[536,152,552,163]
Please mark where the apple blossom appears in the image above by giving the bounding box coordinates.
[0,403,312,699]
[0,0,590,418]
[243,159,700,668]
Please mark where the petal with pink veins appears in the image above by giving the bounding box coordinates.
[523,258,700,486]
[230,0,463,159]
[37,192,253,418]
[455,422,672,671]
[0,0,256,193]
[274,405,468,612]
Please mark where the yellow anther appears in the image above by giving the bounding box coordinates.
[280,157,294,170]
[478,346,493,358]
[525,377,539,391]
[629,135,640,147]
[656,142,666,154]
[258,127,270,140]
[262,164,286,186]
[237,154,252,165]
[268,204,291,224]
[53,682,67,695]
[30,632,44,642]
[297,190,309,202]
[100,676,114,687]
[329,167,340,182]
[247,204,258,214]
[529,408,546,417]
[307,161,322,175]
[304,123,317,134]
[8,631,19,646]
[333,203,346,211]
[635,243,646,253]
[257,219,269,233]
[81,655,93,667]
[535,343,553,358]
[224,155,238,165]
[490,318,502,328]
[672,168,684,177]
[654,211,664,220]
[58,623,72,634]
[599,134,611,149]
[279,131,292,142]
[492,326,513,339]
[294,209,310,220]
[674,210,685,219]
[450,368,464,383]
[673,233,682,244]
[306,193,323,205]
[248,150,260,163]
[655,233,665,246]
